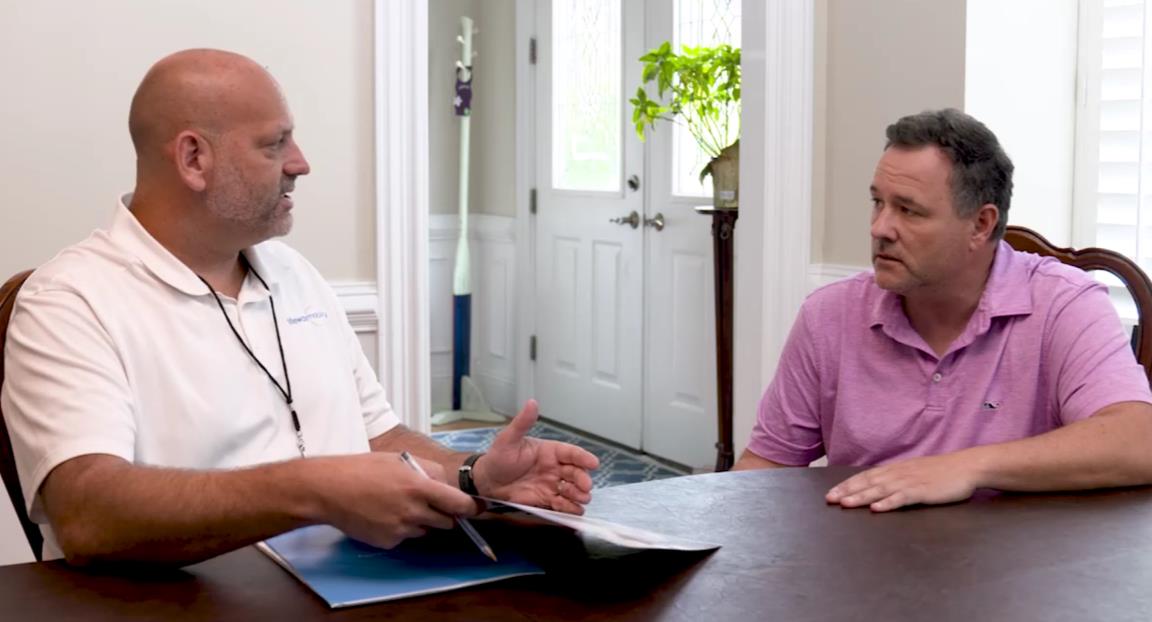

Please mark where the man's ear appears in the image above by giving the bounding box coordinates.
[173,130,212,192]
[971,203,999,249]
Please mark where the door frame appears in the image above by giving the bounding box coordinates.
[374,0,432,432]
[731,1,815,453]
[513,0,815,457]
[514,0,538,410]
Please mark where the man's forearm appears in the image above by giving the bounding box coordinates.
[370,425,468,476]
[825,401,1152,513]
[732,449,790,470]
[964,401,1152,492]
[42,455,322,566]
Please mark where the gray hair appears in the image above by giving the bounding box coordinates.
[885,108,1014,240]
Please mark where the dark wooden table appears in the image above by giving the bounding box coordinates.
[6,467,1152,621]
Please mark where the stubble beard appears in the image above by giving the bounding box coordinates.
[206,176,292,242]
[872,255,924,295]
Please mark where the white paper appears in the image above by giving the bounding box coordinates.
[480,498,720,552]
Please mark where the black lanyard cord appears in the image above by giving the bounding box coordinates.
[197,260,305,457]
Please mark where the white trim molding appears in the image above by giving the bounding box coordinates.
[330,282,379,334]
[733,1,815,455]
[428,213,516,244]
[514,0,537,411]
[807,263,867,292]
[374,0,431,432]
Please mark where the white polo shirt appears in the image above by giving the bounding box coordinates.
[1,195,400,559]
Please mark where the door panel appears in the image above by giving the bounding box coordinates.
[670,252,708,409]
[591,242,623,381]
[643,208,716,467]
[550,237,580,374]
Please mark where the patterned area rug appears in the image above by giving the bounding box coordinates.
[431,421,688,488]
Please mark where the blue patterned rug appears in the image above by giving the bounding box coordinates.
[431,421,688,488]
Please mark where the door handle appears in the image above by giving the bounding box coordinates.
[644,212,665,231]
[609,210,640,229]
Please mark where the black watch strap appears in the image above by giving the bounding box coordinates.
[458,452,484,496]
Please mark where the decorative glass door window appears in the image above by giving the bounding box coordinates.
[552,0,622,192]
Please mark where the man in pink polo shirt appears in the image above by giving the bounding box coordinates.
[734,108,1152,512]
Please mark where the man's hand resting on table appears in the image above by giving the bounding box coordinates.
[824,452,980,512]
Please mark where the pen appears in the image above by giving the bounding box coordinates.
[398,451,497,562]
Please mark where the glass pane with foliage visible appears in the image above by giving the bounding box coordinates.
[552,0,621,192]
[672,0,741,197]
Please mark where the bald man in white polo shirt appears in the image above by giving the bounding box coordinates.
[0,49,599,565]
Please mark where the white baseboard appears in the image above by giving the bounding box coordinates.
[474,370,516,416]
[429,372,515,418]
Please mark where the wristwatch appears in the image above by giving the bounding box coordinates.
[458,452,484,496]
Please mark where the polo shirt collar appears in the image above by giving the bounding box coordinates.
[868,240,1033,355]
[112,193,280,297]
[975,240,1034,319]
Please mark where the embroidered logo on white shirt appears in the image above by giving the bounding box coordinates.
[287,310,328,326]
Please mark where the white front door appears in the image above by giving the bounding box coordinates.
[534,0,740,468]
[535,0,646,447]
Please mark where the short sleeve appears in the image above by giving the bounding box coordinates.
[300,253,402,441]
[1046,282,1152,423]
[348,325,401,439]
[322,289,400,440]
[1,285,137,521]
[746,302,826,465]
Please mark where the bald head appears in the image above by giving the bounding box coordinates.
[128,49,284,163]
[125,48,309,266]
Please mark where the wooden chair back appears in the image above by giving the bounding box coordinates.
[1004,225,1152,383]
[0,270,41,560]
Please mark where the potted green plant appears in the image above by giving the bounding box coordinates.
[631,42,741,207]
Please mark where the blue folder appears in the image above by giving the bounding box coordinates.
[259,525,543,608]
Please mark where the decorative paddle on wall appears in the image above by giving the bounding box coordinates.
[432,16,503,426]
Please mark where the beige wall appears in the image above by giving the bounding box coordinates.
[473,0,518,217]
[816,0,967,266]
[430,0,475,216]
[0,0,375,281]
[428,0,517,217]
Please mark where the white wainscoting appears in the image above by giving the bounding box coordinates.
[332,215,517,417]
[806,263,867,292]
[429,214,518,416]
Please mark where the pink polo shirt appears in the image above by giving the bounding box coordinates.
[748,241,1152,466]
